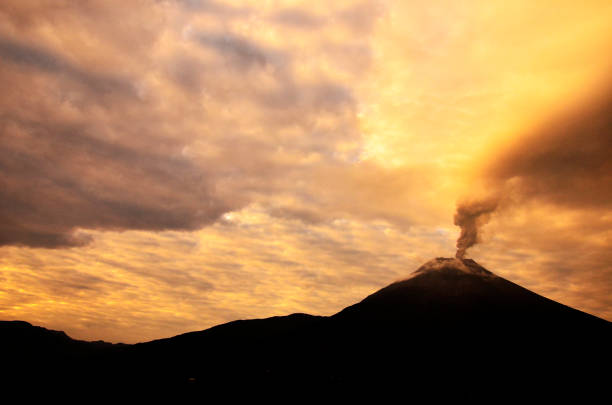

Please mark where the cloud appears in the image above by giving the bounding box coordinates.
[336,1,386,34]
[270,9,327,29]
[0,115,236,247]
[0,36,136,98]
[171,0,250,17]
[0,1,385,248]
[486,88,612,209]
[192,32,273,68]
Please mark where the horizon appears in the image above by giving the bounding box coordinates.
[1,0,611,343]
[6,256,609,345]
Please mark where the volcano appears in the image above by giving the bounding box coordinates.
[334,257,606,327]
[2,258,610,398]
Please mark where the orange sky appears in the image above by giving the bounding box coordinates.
[1,0,611,343]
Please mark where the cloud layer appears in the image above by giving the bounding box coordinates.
[0,0,384,247]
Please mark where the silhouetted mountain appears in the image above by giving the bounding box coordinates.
[2,258,610,399]
[336,257,606,327]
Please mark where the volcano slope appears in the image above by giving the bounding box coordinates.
[2,258,610,398]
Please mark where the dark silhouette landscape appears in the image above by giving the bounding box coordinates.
[2,257,610,398]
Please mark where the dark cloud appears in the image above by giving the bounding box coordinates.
[271,9,327,29]
[171,0,250,17]
[192,32,279,69]
[487,89,612,209]
[0,36,135,97]
[0,116,236,247]
[0,37,66,72]
[0,1,379,249]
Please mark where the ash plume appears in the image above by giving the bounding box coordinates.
[454,197,499,259]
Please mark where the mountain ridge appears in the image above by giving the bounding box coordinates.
[2,257,610,398]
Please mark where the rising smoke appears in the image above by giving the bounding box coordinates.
[454,197,499,259]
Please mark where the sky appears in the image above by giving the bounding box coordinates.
[1,0,611,343]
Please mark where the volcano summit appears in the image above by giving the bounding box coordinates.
[2,258,610,398]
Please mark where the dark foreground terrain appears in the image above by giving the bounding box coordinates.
[2,258,610,399]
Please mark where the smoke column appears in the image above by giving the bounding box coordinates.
[454,198,499,259]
